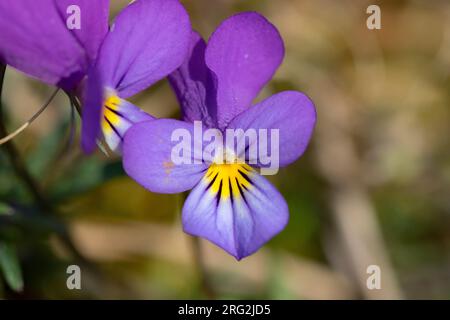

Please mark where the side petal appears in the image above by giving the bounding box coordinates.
[168,31,217,127]
[227,91,316,168]
[205,12,285,129]
[123,119,208,193]
[96,0,191,98]
[81,69,155,154]
[183,164,289,260]
[0,0,108,90]
[102,98,155,153]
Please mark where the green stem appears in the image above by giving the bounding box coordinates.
[182,192,216,299]
[191,235,216,299]
[65,91,82,116]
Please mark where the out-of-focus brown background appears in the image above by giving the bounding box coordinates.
[0,0,449,299]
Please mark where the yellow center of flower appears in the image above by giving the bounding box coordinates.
[204,162,253,201]
[102,95,121,134]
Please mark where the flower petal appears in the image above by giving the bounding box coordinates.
[168,31,217,127]
[102,97,154,153]
[81,68,155,154]
[123,119,208,193]
[0,0,108,90]
[183,164,289,260]
[55,0,109,64]
[205,12,284,129]
[96,0,191,98]
[81,69,103,153]
[227,91,316,169]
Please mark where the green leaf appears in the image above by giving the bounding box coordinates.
[0,242,24,292]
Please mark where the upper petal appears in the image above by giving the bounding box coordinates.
[0,0,108,90]
[55,0,109,64]
[168,31,217,127]
[205,12,285,129]
[182,164,289,260]
[96,0,191,98]
[123,119,208,193]
[227,91,316,169]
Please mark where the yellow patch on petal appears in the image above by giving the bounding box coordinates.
[205,162,253,201]
[102,95,122,134]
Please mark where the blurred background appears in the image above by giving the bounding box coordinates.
[0,0,449,299]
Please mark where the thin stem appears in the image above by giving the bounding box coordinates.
[50,97,77,164]
[65,90,110,156]
[66,91,82,116]
[182,192,215,298]
[191,235,216,299]
[0,88,59,145]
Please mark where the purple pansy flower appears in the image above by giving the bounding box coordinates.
[123,12,317,260]
[0,0,191,154]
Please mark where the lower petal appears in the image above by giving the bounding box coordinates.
[182,163,289,260]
